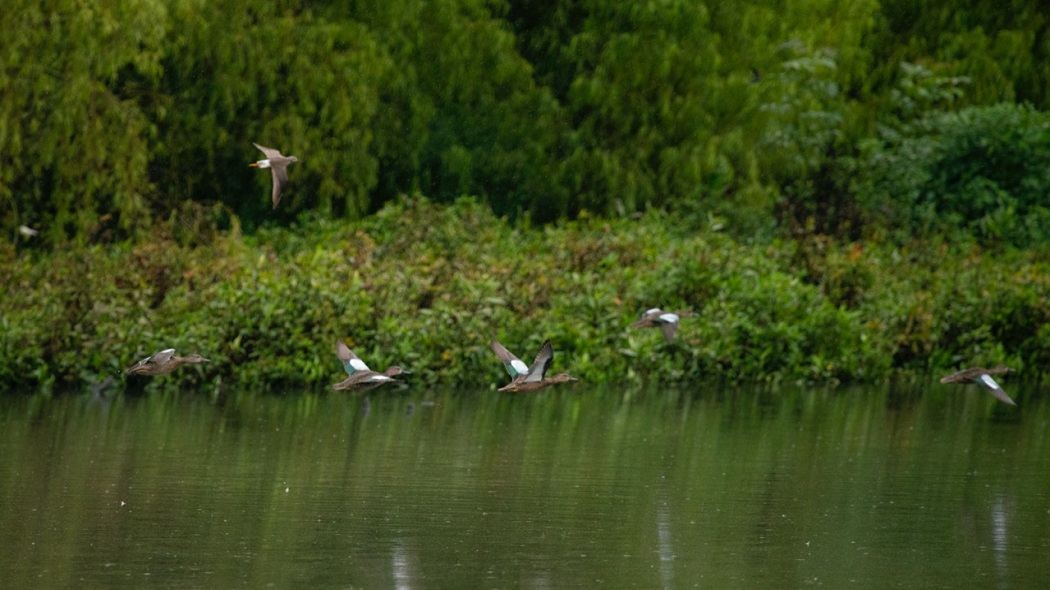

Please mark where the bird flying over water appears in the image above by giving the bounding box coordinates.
[332,340,408,391]
[939,366,1016,406]
[125,348,209,377]
[489,338,577,393]
[630,308,696,342]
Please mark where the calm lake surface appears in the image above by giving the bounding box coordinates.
[1,384,1049,589]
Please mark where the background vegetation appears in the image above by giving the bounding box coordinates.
[3,1,1050,391]
[5,0,1050,239]
[3,197,1049,392]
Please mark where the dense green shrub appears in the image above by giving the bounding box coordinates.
[4,197,1050,393]
[857,103,1050,245]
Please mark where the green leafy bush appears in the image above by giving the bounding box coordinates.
[857,103,1050,245]
[6,197,1050,393]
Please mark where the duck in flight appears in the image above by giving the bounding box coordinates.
[250,142,298,209]
[939,366,1016,406]
[125,348,209,377]
[630,308,696,341]
[490,338,577,393]
[333,340,408,391]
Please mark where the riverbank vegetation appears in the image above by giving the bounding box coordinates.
[4,1,1050,391]
[3,196,1050,392]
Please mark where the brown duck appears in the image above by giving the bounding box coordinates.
[490,338,577,393]
[332,340,408,392]
[125,348,209,377]
[939,366,1016,406]
[630,308,695,341]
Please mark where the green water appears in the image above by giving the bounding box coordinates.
[1,385,1048,588]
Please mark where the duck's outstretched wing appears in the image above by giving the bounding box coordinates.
[125,348,175,374]
[630,308,662,328]
[976,373,1017,406]
[490,339,528,379]
[152,348,176,365]
[659,320,679,341]
[336,340,371,375]
[523,340,554,383]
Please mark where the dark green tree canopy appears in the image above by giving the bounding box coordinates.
[3,0,1049,243]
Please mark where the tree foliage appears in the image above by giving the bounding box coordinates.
[3,0,1050,242]
[858,103,1050,246]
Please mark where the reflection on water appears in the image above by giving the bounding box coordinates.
[656,500,675,589]
[1,385,1049,588]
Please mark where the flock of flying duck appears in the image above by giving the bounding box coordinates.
[125,143,1018,404]
[124,306,1017,404]
[124,308,690,392]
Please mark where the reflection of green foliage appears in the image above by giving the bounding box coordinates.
[4,197,1050,392]
[5,386,1048,587]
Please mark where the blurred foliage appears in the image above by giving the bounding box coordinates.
[4,197,1050,393]
[4,1,1050,243]
[856,103,1050,246]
